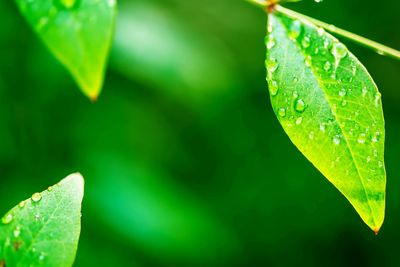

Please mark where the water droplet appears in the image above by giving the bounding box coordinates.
[34,214,41,222]
[289,20,302,40]
[309,131,315,140]
[302,36,311,48]
[2,213,13,225]
[47,186,53,192]
[378,161,383,168]
[323,38,332,49]
[269,80,279,96]
[305,55,312,67]
[362,87,368,97]
[18,200,26,208]
[294,99,305,113]
[292,91,299,98]
[319,123,326,132]
[267,21,273,33]
[333,135,341,145]
[314,47,320,54]
[324,61,331,71]
[358,133,366,144]
[267,58,279,73]
[339,88,346,97]
[332,42,347,59]
[267,35,276,50]
[367,156,371,163]
[377,50,385,56]
[372,131,381,142]
[341,100,347,106]
[278,108,286,117]
[314,0,323,3]
[351,65,357,75]
[317,27,325,36]
[13,226,21,238]
[31,193,42,203]
[296,117,303,125]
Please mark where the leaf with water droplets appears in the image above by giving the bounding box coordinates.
[266,12,386,232]
[15,0,117,100]
[0,173,84,266]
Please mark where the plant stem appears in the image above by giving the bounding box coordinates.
[246,0,267,8]
[275,5,400,61]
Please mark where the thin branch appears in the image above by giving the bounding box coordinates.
[246,0,267,8]
[275,5,400,61]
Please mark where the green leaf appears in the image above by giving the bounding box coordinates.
[265,11,386,232]
[0,173,85,267]
[15,0,117,100]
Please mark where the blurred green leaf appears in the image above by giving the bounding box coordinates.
[0,173,84,267]
[266,12,386,232]
[85,153,239,265]
[15,0,117,100]
[111,1,239,107]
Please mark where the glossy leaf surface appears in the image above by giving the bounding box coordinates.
[15,0,117,100]
[0,173,84,266]
[265,11,386,232]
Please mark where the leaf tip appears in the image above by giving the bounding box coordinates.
[62,173,85,192]
[373,227,381,235]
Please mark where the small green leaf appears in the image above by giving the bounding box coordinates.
[15,0,117,100]
[266,12,386,232]
[0,173,84,266]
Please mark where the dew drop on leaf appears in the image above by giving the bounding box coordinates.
[13,226,21,238]
[333,135,341,145]
[362,87,368,97]
[294,99,306,113]
[278,108,287,117]
[378,161,383,168]
[269,80,279,96]
[339,88,346,97]
[289,20,302,39]
[372,132,381,143]
[267,36,276,49]
[267,58,279,73]
[18,201,26,208]
[320,123,326,132]
[323,38,332,49]
[317,27,325,36]
[2,214,13,225]
[31,193,42,203]
[324,61,331,71]
[332,42,347,59]
[296,117,303,125]
[302,36,311,48]
[358,133,367,144]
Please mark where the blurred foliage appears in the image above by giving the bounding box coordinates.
[1,0,400,266]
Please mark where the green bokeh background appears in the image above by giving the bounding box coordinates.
[1,0,400,266]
